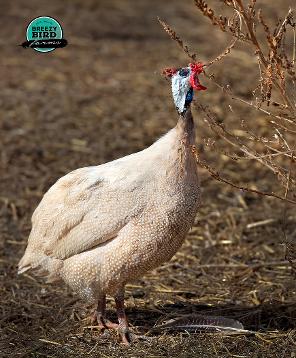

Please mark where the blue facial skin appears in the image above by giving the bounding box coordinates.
[185,87,194,107]
[178,87,193,115]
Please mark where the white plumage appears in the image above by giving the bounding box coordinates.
[18,67,202,343]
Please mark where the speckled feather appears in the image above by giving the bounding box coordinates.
[18,109,200,302]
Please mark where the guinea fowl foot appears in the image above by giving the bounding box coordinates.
[91,312,131,344]
[91,294,119,331]
[117,326,131,345]
[91,311,119,330]
[91,291,132,345]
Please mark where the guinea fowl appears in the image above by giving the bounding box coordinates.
[18,63,206,344]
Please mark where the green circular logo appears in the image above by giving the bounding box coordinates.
[26,16,63,53]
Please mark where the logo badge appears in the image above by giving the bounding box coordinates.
[21,16,67,53]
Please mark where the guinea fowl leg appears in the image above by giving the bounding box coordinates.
[115,289,131,345]
[92,294,118,330]
[92,291,133,344]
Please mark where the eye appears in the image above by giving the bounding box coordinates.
[178,68,189,77]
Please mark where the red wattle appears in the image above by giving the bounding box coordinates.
[189,62,207,91]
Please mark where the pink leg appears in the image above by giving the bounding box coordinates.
[115,290,131,345]
[92,291,132,344]
[92,294,118,330]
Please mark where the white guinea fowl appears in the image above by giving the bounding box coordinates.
[18,63,206,344]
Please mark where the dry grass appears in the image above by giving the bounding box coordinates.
[1,0,296,357]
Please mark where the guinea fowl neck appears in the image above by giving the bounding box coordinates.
[176,107,195,145]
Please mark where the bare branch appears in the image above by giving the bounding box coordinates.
[157,18,197,61]
[192,145,296,205]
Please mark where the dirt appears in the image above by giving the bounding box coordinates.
[1,1,296,357]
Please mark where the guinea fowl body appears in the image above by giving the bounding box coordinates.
[19,109,200,301]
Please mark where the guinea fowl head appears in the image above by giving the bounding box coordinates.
[163,62,206,115]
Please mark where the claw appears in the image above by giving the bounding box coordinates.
[118,326,131,345]
[92,311,119,331]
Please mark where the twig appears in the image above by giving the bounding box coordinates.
[192,146,296,205]
[203,70,296,124]
[157,17,197,61]
[205,38,238,67]
[159,1,296,204]
[236,0,295,112]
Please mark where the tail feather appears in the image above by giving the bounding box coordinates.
[18,264,31,275]
[18,253,32,274]
[18,250,63,281]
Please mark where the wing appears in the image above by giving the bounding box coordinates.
[26,157,150,261]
